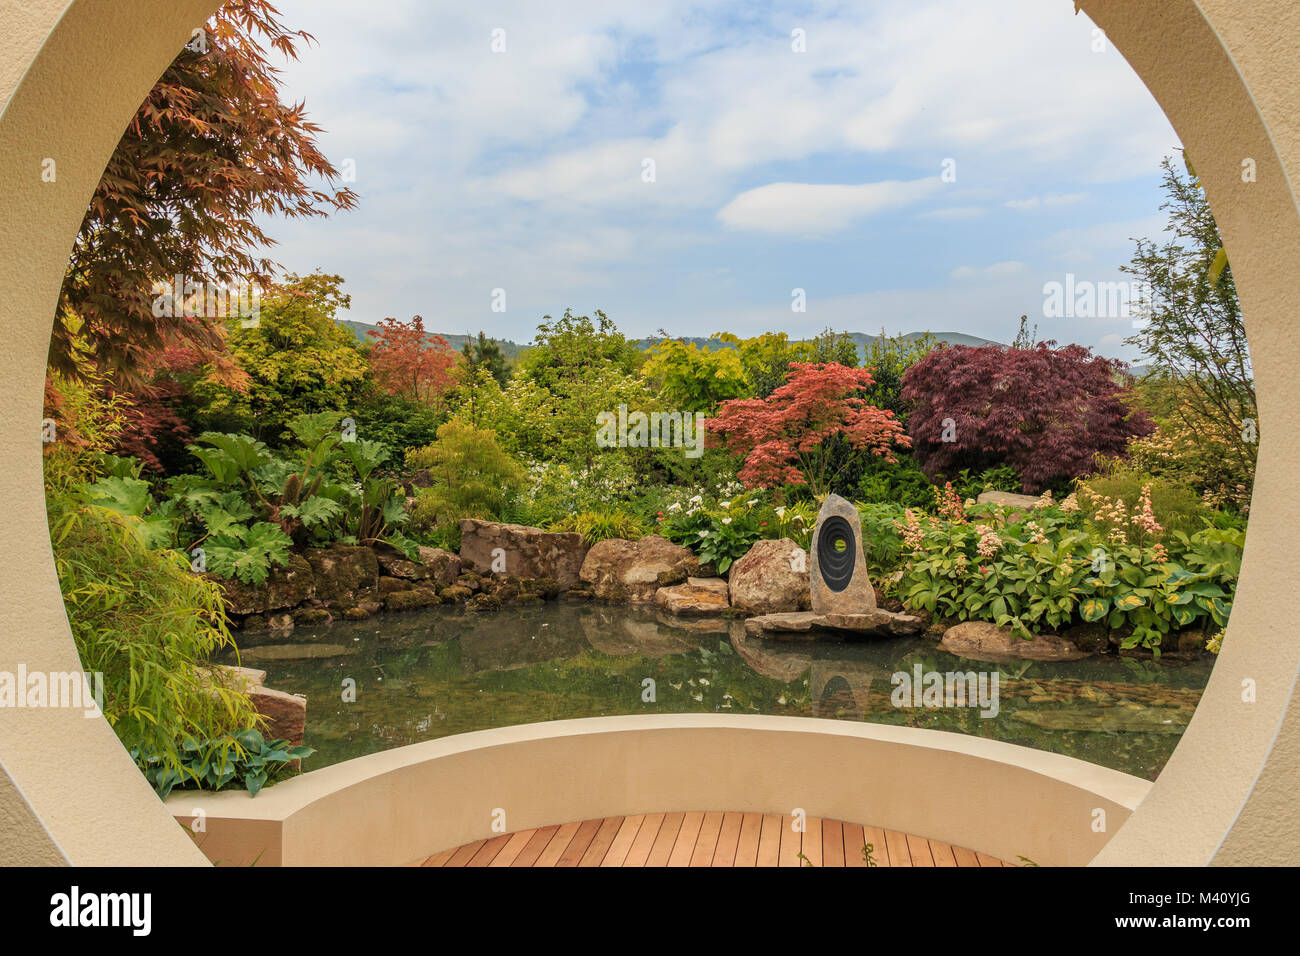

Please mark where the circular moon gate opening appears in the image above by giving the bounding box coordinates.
[817,515,856,593]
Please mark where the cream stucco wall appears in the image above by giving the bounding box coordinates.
[0,0,1296,866]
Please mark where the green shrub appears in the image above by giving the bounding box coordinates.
[79,411,418,583]
[895,504,1242,653]
[855,501,907,578]
[549,508,648,544]
[133,729,314,799]
[407,421,525,548]
[47,483,258,773]
[1076,467,1209,541]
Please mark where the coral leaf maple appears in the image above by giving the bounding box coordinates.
[706,362,909,494]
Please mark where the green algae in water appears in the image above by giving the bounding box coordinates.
[219,603,1214,781]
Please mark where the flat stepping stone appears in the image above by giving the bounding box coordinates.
[744,609,923,640]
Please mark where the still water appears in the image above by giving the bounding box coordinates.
[222,603,1213,781]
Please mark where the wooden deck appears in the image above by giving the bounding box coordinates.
[416,812,1010,867]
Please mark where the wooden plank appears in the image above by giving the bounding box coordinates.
[556,818,603,867]
[512,825,559,868]
[689,812,725,867]
[777,814,803,867]
[646,812,685,867]
[534,821,582,867]
[884,829,912,867]
[421,847,456,867]
[929,839,958,867]
[601,815,645,867]
[801,818,823,867]
[951,845,980,867]
[711,812,744,867]
[906,832,935,867]
[843,824,867,867]
[975,851,1003,868]
[756,814,783,867]
[667,812,704,867]
[821,819,845,868]
[734,813,763,867]
[444,839,486,868]
[579,816,624,867]
[864,826,889,867]
[624,813,664,867]
[488,829,536,868]
[466,833,513,867]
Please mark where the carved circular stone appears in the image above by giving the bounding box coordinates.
[816,515,855,593]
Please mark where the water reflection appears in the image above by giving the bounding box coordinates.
[219,603,1212,781]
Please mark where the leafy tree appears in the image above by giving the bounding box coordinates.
[721,331,814,398]
[462,331,511,387]
[808,327,861,366]
[366,315,460,406]
[53,0,355,385]
[901,342,1153,493]
[519,309,639,389]
[861,330,940,421]
[707,363,909,495]
[194,272,368,443]
[640,337,749,413]
[1122,154,1256,499]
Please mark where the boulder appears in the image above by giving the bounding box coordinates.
[579,535,700,603]
[728,538,810,614]
[375,544,462,585]
[655,577,730,617]
[303,544,380,608]
[459,519,588,590]
[976,491,1045,520]
[201,666,305,747]
[213,553,315,616]
[248,686,306,746]
[940,621,1090,662]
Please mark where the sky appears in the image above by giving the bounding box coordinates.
[260,0,1181,359]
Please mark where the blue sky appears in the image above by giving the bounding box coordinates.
[261,0,1180,358]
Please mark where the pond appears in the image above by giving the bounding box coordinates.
[222,603,1214,781]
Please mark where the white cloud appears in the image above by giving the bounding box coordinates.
[951,261,1027,280]
[717,177,942,235]
[1006,192,1091,211]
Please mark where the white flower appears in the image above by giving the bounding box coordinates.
[746,499,758,507]
[668,502,681,512]
[698,530,708,538]
[721,517,732,525]
[720,501,732,508]
[775,506,787,518]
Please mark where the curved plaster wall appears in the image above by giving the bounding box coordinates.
[0,0,1296,866]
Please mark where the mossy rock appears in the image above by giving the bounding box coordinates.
[467,593,502,612]
[439,585,473,603]
[292,607,333,626]
[342,606,372,621]
[384,589,441,612]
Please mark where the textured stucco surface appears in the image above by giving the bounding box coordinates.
[0,0,1295,865]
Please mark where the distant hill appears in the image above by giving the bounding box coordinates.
[633,330,1003,361]
[338,320,527,362]
[338,320,1001,364]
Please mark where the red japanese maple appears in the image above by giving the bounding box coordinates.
[900,342,1153,492]
[366,315,461,406]
[706,362,909,493]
